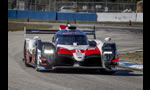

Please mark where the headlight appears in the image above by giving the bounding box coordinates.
[44,49,54,54]
[103,51,112,54]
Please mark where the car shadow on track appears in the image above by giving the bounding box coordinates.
[41,68,143,76]
[114,69,143,76]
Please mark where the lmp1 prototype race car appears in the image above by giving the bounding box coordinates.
[23,24,119,74]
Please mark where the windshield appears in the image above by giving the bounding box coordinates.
[57,35,88,45]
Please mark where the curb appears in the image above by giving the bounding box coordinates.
[118,50,143,71]
[118,60,143,71]
[118,50,143,55]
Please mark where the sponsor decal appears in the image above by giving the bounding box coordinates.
[87,47,96,50]
[75,49,83,57]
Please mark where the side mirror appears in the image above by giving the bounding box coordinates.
[104,37,111,42]
[89,41,97,47]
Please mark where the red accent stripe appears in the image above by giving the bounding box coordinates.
[57,46,101,56]
[85,46,101,56]
[112,56,119,62]
[57,48,73,56]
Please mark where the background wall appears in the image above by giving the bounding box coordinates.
[16,10,56,20]
[8,10,143,22]
[96,13,143,22]
[57,12,97,21]
[8,10,97,21]
[8,10,17,18]
[136,13,143,22]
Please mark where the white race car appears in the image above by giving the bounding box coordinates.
[23,24,119,74]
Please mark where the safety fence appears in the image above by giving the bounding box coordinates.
[8,10,143,22]
[8,0,138,13]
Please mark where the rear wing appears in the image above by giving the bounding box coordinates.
[24,25,96,39]
[26,29,58,34]
[24,26,59,38]
[82,28,96,39]
[24,26,58,34]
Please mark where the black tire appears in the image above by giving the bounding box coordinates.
[24,41,31,67]
[104,65,117,74]
[101,43,117,75]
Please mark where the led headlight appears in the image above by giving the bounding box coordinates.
[44,49,54,54]
[103,51,112,54]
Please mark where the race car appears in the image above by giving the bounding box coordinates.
[23,24,119,74]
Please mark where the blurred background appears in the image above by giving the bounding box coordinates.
[8,0,143,13]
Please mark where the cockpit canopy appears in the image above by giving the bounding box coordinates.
[56,34,88,45]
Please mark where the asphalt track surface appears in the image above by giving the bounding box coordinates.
[8,24,143,90]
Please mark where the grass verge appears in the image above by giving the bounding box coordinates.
[8,19,143,25]
[119,51,143,65]
[8,22,55,31]
[8,19,143,31]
